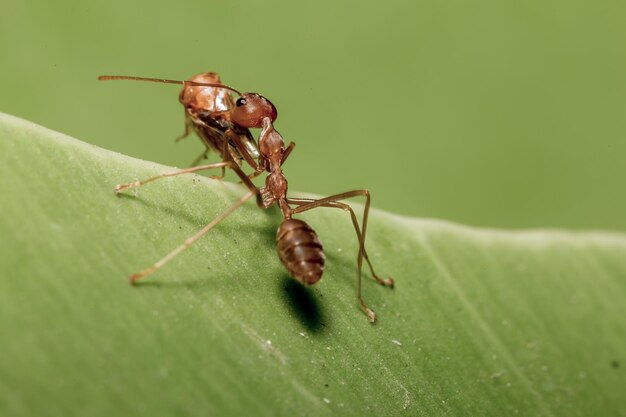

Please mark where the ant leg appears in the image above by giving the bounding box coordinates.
[227,163,266,209]
[247,170,264,181]
[288,190,387,323]
[287,197,393,287]
[281,142,296,166]
[114,162,231,194]
[240,141,294,183]
[129,191,255,282]
[226,129,260,172]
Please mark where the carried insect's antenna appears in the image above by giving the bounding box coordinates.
[97,75,242,96]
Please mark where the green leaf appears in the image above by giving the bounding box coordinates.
[1,112,625,416]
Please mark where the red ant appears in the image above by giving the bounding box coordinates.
[98,72,394,322]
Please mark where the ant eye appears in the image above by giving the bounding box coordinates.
[236,97,246,107]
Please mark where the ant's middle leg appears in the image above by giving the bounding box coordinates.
[281,142,296,166]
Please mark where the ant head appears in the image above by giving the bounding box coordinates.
[231,93,278,128]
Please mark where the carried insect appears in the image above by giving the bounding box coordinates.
[98,72,394,322]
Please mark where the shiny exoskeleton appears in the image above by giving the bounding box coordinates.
[177,72,259,169]
[276,219,325,285]
[100,72,394,323]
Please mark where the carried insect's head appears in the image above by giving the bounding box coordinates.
[231,93,278,128]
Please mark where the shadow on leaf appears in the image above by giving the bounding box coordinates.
[279,275,327,333]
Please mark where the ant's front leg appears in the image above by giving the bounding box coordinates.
[281,142,296,166]
[226,129,260,172]
[245,141,294,182]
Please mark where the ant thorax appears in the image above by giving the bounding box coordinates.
[257,117,290,215]
[259,117,285,170]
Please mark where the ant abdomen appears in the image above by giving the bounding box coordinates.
[276,219,325,285]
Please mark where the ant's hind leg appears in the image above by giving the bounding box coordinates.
[288,190,392,323]
[114,162,231,194]
[287,197,393,287]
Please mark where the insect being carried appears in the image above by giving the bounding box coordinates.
[98,72,394,322]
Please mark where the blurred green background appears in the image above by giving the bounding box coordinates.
[1,0,625,231]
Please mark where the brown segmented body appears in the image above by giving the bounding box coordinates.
[276,219,325,285]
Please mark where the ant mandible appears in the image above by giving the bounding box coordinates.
[98,72,394,323]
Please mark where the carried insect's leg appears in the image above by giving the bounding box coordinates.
[287,197,393,287]
[205,139,230,180]
[226,162,266,209]
[129,191,254,282]
[189,147,210,168]
[288,190,385,323]
[175,113,192,142]
[114,162,230,194]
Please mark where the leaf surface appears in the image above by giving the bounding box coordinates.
[1,113,625,416]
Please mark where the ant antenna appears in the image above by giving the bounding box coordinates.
[97,75,242,96]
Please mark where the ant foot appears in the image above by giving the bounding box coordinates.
[114,182,138,194]
[362,306,377,323]
[382,277,395,288]
[129,266,155,284]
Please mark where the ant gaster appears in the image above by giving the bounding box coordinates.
[98,73,394,322]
